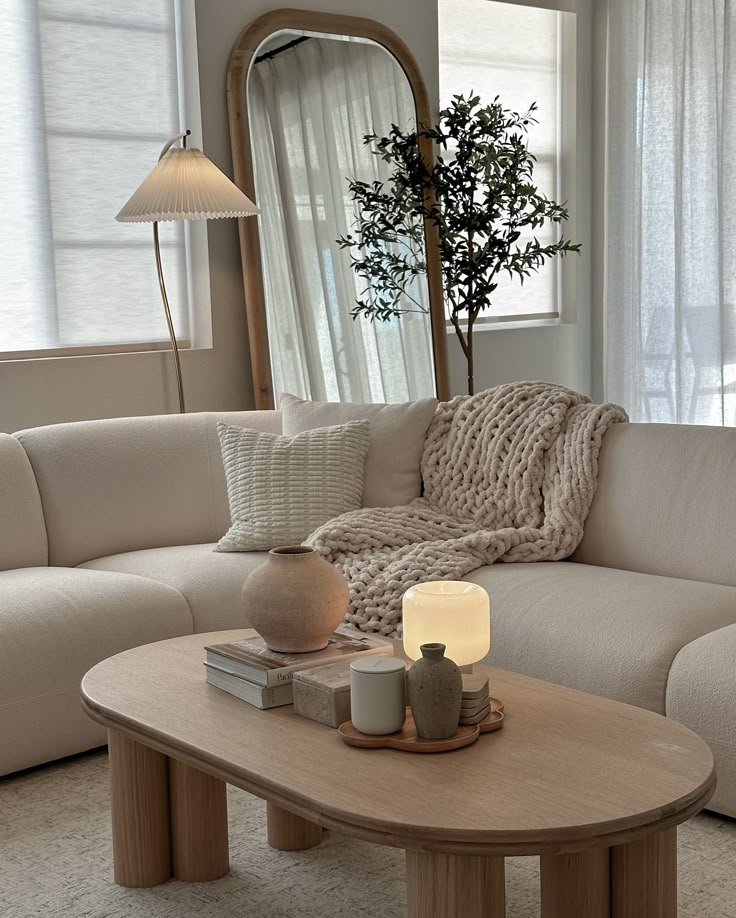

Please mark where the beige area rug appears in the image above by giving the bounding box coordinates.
[1,749,735,918]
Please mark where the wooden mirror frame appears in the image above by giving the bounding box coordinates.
[227,9,450,409]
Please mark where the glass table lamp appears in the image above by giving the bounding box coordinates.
[402,581,491,671]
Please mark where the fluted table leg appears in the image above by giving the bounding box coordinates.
[108,730,172,888]
[169,758,229,881]
[611,828,677,918]
[406,850,505,917]
[267,802,323,850]
[541,847,610,917]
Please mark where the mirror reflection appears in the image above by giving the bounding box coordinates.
[247,30,435,403]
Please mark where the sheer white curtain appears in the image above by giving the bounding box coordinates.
[605,0,736,424]
[248,36,435,404]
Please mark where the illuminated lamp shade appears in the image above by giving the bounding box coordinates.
[402,581,491,668]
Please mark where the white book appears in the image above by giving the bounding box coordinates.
[204,662,294,709]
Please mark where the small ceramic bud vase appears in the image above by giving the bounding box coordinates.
[407,643,462,740]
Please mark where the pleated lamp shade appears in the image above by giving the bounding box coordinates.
[116,147,259,223]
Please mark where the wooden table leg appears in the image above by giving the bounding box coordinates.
[169,758,230,881]
[406,850,505,918]
[108,730,172,888]
[611,827,677,918]
[267,802,323,850]
[540,847,610,918]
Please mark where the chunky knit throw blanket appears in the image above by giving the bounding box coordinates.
[306,382,627,637]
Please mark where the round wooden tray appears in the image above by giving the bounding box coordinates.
[338,698,504,754]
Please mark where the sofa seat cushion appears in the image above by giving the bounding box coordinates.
[0,567,192,776]
[80,544,268,632]
[464,561,736,714]
[666,625,736,817]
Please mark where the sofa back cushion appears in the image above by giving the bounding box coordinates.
[15,411,281,567]
[574,422,736,587]
[280,393,438,506]
[0,434,48,570]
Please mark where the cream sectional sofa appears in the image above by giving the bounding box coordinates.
[1,411,735,818]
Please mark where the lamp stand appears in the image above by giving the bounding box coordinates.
[153,220,186,414]
[117,129,257,414]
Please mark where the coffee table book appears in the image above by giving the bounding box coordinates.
[205,625,392,686]
[204,662,294,709]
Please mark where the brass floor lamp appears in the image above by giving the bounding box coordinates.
[116,130,259,413]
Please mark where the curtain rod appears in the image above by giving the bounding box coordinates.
[254,35,311,64]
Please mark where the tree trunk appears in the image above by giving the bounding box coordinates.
[466,324,474,395]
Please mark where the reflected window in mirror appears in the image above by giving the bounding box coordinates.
[248,32,436,404]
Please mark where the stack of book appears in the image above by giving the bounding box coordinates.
[204,626,393,709]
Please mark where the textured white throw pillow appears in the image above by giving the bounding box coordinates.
[215,420,370,552]
[280,394,438,507]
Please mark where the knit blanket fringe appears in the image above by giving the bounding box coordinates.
[307,382,627,638]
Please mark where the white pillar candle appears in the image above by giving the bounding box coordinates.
[350,657,406,735]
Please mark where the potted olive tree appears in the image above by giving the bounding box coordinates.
[339,94,580,394]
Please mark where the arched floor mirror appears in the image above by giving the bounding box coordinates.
[227,10,450,409]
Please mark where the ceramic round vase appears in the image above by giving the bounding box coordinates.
[407,642,462,740]
[242,546,349,652]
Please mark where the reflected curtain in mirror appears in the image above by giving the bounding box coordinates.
[248,35,435,403]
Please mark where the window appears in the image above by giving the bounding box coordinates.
[439,0,576,323]
[0,0,204,358]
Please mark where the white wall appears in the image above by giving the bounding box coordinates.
[448,322,588,395]
[0,0,438,432]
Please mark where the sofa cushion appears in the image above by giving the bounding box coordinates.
[216,420,370,551]
[666,625,736,817]
[0,433,47,571]
[574,422,736,587]
[0,567,192,776]
[80,544,268,632]
[15,410,282,567]
[280,393,438,506]
[465,561,736,713]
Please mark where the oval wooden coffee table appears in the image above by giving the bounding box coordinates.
[81,630,715,917]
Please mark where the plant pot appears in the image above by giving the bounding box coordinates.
[242,546,349,652]
[407,643,462,739]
